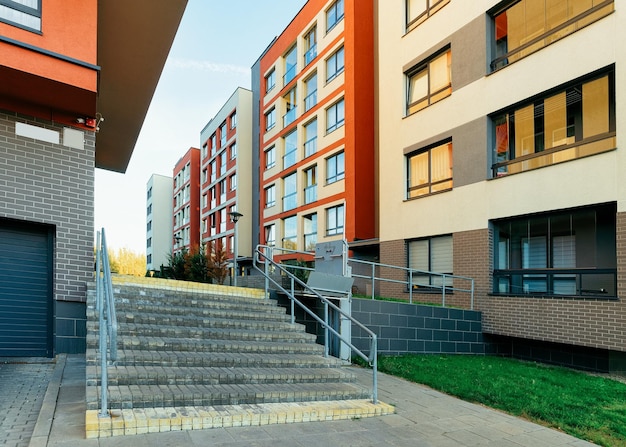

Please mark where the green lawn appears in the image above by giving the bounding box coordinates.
[374,354,626,447]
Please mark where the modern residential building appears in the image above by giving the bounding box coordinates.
[146,174,174,272]
[0,0,186,356]
[254,0,377,261]
[173,148,201,254]
[200,88,253,275]
[377,0,624,371]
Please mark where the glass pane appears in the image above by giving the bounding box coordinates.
[430,142,452,183]
[429,51,451,93]
[408,240,429,271]
[553,235,576,268]
[544,92,568,149]
[546,0,568,29]
[408,0,427,22]
[569,0,593,17]
[409,152,429,189]
[514,104,535,156]
[583,76,609,138]
[525,0,546,41]
[506,1,526,53]
[409,69,428,105]
[431,236,452,273]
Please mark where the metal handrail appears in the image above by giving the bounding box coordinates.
[253,245,379,404]
[95,229,118,418]
[349,258,475,309]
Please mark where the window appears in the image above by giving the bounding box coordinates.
[408,235,453,289]
[147,204,152,216]
[492,70,616,177]
[265,224,276,246]
[283,173,297,212]
[326,0,344,32]
[283,130,297,169]
[230,112,237,129]
[304,73,318,112]
[406,48,451,115]
[493,203,617,297]
[326,98,345,132]
[219,122,227,147]
[304,165,317,204]
[265,185,276,208]
[202,168,208,184]
[0,0,41,31]
[406,0,449,32]
[220,208,227,233]
[230,174,237,191]
[265,146,276,170]
[490,0,614,72]
[284,46,297,86]
[283,216,297,250]
[211,134,217,156]
[326,46,345,82]
[230,143,237,160]
[220,151,227,176]
[283,87,297,127]
[407,139,453,198]
[304,213,317,251]
[304,26,317,66]
[210,160,216,182]
[326,204,344,236]
[326,151,345,184]
[147,187,152,200]
[202,194,208,208]
[219,179,226,202]
[147,221,152,232]
[201,144,208,159]
[304,119,318,157]
[265,108,276,131]
[265,69,276,93]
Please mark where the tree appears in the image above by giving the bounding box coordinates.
[207,240,229,285]
[107,247,146,276]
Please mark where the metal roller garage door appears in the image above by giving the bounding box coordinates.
[0,221,53,357]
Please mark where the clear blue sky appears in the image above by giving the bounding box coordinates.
[95,1,306,253]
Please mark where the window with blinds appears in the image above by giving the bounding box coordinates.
[408,235,453,289]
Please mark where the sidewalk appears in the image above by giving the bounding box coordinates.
[26,354,595,447]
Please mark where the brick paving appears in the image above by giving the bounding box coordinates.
[0,360,54,447]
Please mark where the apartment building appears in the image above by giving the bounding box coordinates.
[254,0,377,260]
[146,174,174,271]
[173,148,201,254]
[199,88,253,274]
[377,0,624,371]
[0,0,186,356]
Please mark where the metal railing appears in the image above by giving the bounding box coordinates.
[348,259,475,309]
[95,229,118,418]
[253,245,379,404]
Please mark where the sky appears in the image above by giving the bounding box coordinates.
[94,1,307,253]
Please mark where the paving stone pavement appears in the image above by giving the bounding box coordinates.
[28,354,598,447]
[0,359,55,447]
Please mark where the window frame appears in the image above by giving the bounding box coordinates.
[326,0,344,32]
[326,98,345,133]
[407,234,453,290]
[405,47,452,116]
[406,0,449,33]
[265,146,276,170]
[326,151,345,184]
[406,138,453,199]
[0,0,41,32]
[264,184,276,208]
[265,69,276,93]
[326,204,345,236]
[265,108,276,131]
[326,46,345,83]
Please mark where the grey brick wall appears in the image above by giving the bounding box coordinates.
[351,298,485,357]
[0,110,95,353]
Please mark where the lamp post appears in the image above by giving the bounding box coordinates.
[229,211,243,287]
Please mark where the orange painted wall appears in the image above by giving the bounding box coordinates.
[0,0,98,92]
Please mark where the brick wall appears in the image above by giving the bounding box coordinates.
[0,110,95,353]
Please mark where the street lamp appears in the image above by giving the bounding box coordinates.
[229,211,243,287]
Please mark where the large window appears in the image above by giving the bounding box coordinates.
[406,48,451,115]
[326,204,344,236]
[304,165,317,204]
[493,203,617,297]
[304,26,317,66]
[492,70,616,177]
[283,87,297,127]
[219,122,227,147]
[407,139,453,199]
[304,73,318,112]
[283,173,297,212]
[304,213,318,251]
[326,0,344,32]
[283,216,297,250]
[326,46,345,82]
[304,119,318,157]
[326,151,345,184]
[284,46,297,86]
[408,235,453,289]
[0,0,41,31]
[406,0,449,32]
[326,98,345,133]
[283,130,297,169]
[490,0,614,72]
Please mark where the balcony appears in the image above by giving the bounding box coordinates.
[304,90,317,112]
[283,193,297,212]
[304,45,317,66]
[283,65,296,86]
[283,148,297,169]
[304,185,317,204]
[283,107,297,127]
[304,136,317,158]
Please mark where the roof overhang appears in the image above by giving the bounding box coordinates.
[95,0,187,172]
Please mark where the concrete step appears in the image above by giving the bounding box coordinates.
[88,311,299,332]
[86,365,358,386]
[86,349,343,369]
[85,381,371,410]
[87,323,317,344]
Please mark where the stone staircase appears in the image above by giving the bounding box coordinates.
[85,277,393,437]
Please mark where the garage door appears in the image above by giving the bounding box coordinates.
[0,221,53,357]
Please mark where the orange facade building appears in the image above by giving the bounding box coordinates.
[255,0,377,260]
